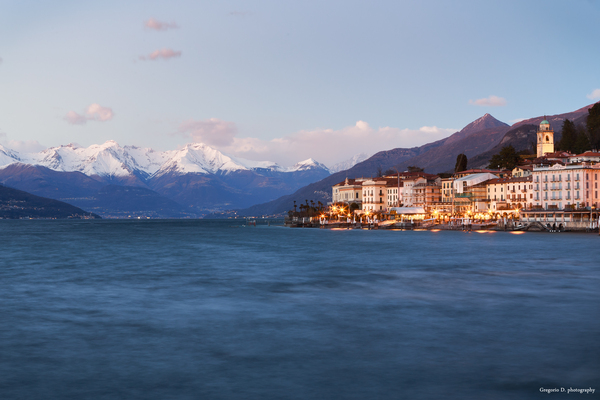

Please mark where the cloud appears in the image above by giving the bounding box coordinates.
[587,89,600,100]
[64,104,114,125]
[178,119,456,167]
[144,18,178,31]
[469,95,507,107]
[139,48,182,61]
[3,139,45,153]
[509,118,527,124]
[177,118,237,147]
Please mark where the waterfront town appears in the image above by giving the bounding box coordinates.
[293,119,600,232]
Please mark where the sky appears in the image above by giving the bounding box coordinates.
[1,0,599,167]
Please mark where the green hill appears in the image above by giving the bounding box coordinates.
[0,184,100,219]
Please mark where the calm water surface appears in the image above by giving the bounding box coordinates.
[1,220,599,399]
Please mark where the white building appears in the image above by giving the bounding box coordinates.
[531,163,600,210]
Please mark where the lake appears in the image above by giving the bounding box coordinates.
[1,220,598,399]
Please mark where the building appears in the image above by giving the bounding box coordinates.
[512,165,533,178]
[454,168,510,179]
[452,173,499,215]
[570,151,600,164]
[331,178,365,205]
[522,162,600,228]
[531,163,600,210]
[536,118,554,158]
[362,178,392,212]
[504,176,533,210]
[441,177,454,203]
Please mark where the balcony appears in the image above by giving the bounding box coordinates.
[455,193,473,198]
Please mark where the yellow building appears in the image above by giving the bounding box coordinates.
[537,118,554,158]
[441,178,454,203]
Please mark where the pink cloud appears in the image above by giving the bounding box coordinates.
[139,48,182,61]
[587,89,600,100]
[178,118,237,147]
[64,110,88,125]
[144,18,178,31]
[86,103,114,121]
[219,121,455,167]
[64,104,114,125]
[468,95,507,107]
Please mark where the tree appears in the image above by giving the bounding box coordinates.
[454,153,468,173]
[487,145,520,170]
[573,125,591,154]
[586,102,600,150]
[556,119,577,153]
[407,166,424,173]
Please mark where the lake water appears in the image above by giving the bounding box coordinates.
[1,220,598,399]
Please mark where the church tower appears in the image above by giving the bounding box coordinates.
[537,117,554,158]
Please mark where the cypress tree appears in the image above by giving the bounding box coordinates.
[556,119,577,152]
[586,103,600,150]
[454,153,468,173]
[573,125,591,154]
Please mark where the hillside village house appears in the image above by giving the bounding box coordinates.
[512,165,533,177]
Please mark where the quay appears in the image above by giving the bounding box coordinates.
[286,119,600,235]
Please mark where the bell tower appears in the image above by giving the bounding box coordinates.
[537,117,554,158]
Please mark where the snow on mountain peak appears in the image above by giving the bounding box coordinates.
[328,153,370,173]
[0,139,330,179]
[288,158,330,172]
[154,142,250,177]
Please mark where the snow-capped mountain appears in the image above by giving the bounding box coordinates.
[288,158,330,173]
[328,153,370,173]
[0,140,331,213]
[24,141,139,178]
[0,140,329,180]
[154,143,253,177]
[0,144,21,166]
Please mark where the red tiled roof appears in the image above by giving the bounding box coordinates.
[487,176,532,184]
[573,151,600,157]
[545,151,572,158]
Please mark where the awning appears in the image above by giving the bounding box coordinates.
[389,207,426,214]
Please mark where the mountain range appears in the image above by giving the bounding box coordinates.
[1,102,595,218]
[231,103,596,217]
[0,142,331,217]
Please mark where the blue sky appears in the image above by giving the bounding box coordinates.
[1,0,599,166]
